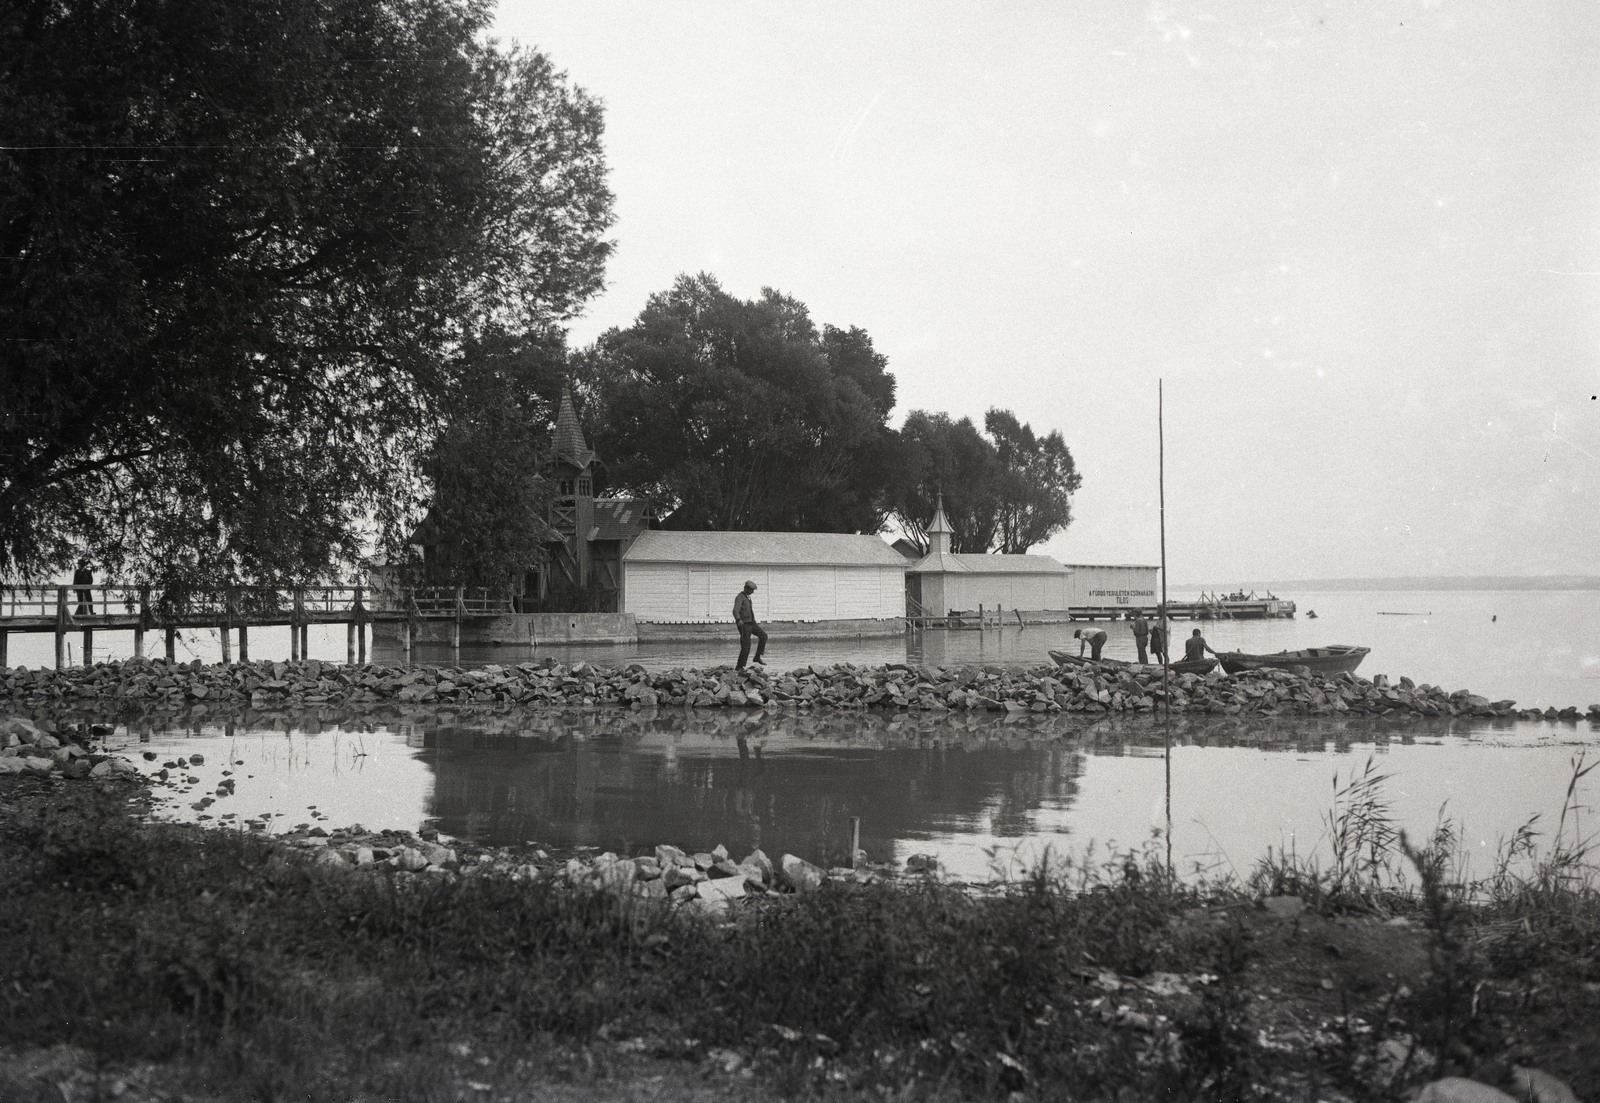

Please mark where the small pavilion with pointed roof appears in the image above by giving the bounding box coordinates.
[534,383,653,608]
[905,495,1073,617]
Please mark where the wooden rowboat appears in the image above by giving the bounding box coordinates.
[1217,645,1369,676]
[1048,650,1218,676]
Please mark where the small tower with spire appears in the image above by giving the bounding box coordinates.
[926,492,954,555]
[548,382,597,586]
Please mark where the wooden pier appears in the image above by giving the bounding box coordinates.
[0,584,511,669]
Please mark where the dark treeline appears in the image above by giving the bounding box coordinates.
[1,1,1079,591]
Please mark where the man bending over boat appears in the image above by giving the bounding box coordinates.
[1185,628,1219,662]
[1073,627,1108,661]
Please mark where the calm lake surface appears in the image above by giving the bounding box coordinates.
[14,588,1600,881]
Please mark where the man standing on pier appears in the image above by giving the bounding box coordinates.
[1073,627,1107,661]
[73,559,94,617]
[1130,610,1150,664]
[733,580,767,670]
[1149,619,1168,665]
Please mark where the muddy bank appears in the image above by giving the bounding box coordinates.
[5,655,1599,723]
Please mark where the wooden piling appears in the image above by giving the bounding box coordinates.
[164,627,176,663]
[238,625,249,663]
[82,628,93,666]
[851,817,861,870]
[346,620,356,666]
[222,589,235,663]
[54,587,67,670]
[300,623,309,658]
[135,585,148,659]
[354,586,367,664]
[291,588,304,661]
[0,628,7,668]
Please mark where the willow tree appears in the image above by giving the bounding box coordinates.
[0,0,614,586]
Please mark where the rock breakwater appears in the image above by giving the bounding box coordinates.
[3,655,1599,723]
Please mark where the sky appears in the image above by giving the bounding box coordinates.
[494,0,1600,584]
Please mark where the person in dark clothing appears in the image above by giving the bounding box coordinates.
[733,580,767,669]
[73,559,94,617]
[1185,628,1219,662]
[1073,627,1107,661]
[1149,622,1168,665]
[1130,611,1150,664]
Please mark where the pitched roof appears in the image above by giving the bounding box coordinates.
[623,530,908,568]
[908,552,1071,575]
[551,384,595,470]
[587,498,651,542]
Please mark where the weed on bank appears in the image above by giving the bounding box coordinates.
[2,764,1597,1102]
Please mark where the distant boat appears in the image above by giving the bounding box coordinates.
[1049,650,1218,676]
[1218,645,1369,676]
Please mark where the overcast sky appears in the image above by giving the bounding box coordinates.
[496,0,1599,584]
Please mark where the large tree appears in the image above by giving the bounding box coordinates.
[583,273,899,532]
[0,0,614,586]
[415,330,568,590]
[985,409,1083,554]
[890,408,1081,554]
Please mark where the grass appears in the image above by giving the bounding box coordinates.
[2,760,1597,1102]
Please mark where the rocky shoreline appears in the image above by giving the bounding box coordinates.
[4,654,1600,723]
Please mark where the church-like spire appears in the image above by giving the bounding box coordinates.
[551,382,595,470]
[927,492,953,555]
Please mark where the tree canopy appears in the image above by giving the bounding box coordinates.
[0,0,614,585]
[583,273,899,533]
[415,330,569,590]
[890,409,1082,555]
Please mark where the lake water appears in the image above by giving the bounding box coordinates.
[11,588,1599,882]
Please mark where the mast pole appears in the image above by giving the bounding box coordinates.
[1160,379,1172,878]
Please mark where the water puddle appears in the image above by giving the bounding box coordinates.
[45,702,1600,883]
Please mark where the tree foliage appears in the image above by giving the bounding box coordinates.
[416,331,568,590]
[890,409,1082,555]
[584,273,899,532]
[0,0,614,585]
[985,409,1083,554]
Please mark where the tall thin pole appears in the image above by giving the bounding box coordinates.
[1160,379,1172,878]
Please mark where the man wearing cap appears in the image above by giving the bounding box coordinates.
[1073,626,1107,661]
[733,580,767,669]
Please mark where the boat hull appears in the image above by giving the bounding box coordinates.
[1048,650,1217,676]
[1217,645,1369,676]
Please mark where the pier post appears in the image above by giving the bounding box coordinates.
[0,628,6,668]
[355,587,367,664]
[55,587,67,670]
[135,585,148,659]
[402,620,412,666]
[238,625,249,663]
[452,585,464,658]
[346,620,356,666]
[301,622,309,659]
[221,588,234,664]
[291,588,304,661]
[164,627,176,663]
[82,628,93,666]
[850,817,861,870]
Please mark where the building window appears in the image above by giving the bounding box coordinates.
[577,477,591,496]
[558,478,574,496]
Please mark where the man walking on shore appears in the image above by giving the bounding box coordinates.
[733,580,767,670]
[1130,610,1150,664]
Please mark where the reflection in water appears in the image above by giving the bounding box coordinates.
[420,710,1091,864]
[41,699,1600,882]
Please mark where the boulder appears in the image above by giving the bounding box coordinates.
[1510,1068,1580,1103]
[777,853,825,893]
[596,859,638,891]
[695,876,747,909]
[1414,1080,1518,1103]
[663,865,706,890]
[741,848,774,882]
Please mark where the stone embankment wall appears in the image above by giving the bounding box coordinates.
[2,656,1599,722]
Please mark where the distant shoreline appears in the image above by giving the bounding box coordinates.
[1175,576,1600,592]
